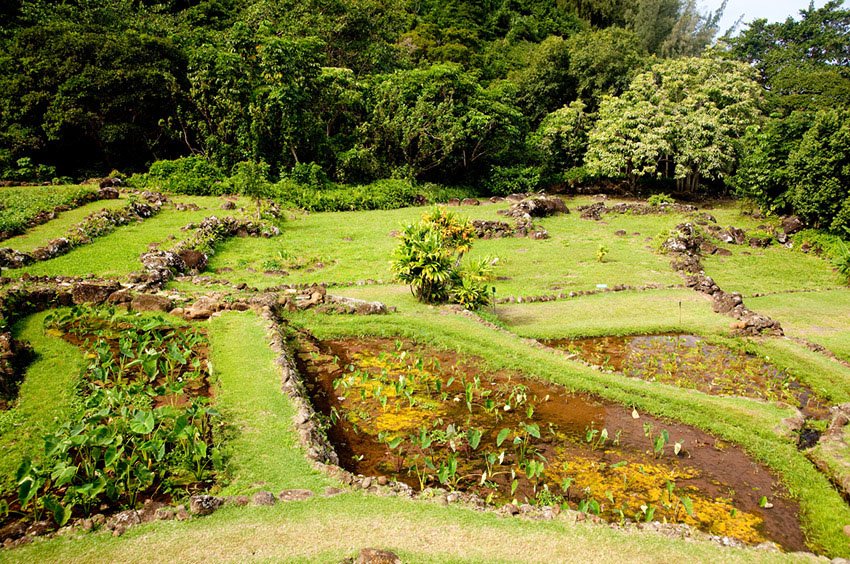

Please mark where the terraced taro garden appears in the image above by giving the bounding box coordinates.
[0,186,849,562]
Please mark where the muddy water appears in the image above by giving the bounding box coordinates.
[296,336,806,552]
[545,334,827,418]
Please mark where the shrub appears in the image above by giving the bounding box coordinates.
[289,161,331,190]
[486,165,542,196]
[129,156,225,195]
[648,193,675,206]
[276,179,422,212]
[227,161,272,218]
[392,207,495,309]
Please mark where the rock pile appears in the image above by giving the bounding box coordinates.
[662,223,783,336]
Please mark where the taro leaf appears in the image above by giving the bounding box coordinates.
[104,445,120,468]
[133,465,155,488]
[496,428,510,447]
[17,479,34,506]
[43,495,71,527]
[15,459,32,482]
[525,423,541,439]
[680,496,694,517]
[467,428,482,450]
[387,436,403,450]
[130,410,155,435]
[52,464,78,488]
[588,499,601,515]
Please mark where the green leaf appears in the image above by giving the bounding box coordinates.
[52,465,77,488]
[680,496,694,517]
[130,410,155,435]
[44,496,72,527]
[467,428,482,450]
[496,428,510,447]
[525,423,541,439]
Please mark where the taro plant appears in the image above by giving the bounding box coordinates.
[16,307,222,526]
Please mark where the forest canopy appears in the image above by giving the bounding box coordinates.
[1,0,849,232]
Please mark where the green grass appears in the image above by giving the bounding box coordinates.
[0,185,96,236]
[6,197,248,279]
[208,311,333,494]
[1,494,808,563]
[0,312,83,492]
[750,290,850,362]
[492,288,731,338]
[2,197,128,252]
[702,245,841,297]
[175,198,682,296]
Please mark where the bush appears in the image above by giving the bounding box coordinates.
[648,193,675,206]
[289,162,330,190]
[392,207,495,309]
[485,165,542,196]
[1,157,57,183]
[276,178,422,212]
[129,157,225,195]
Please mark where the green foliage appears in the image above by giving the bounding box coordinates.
[530,101,589,176]
[566,28,648,109]
[785,109,850,234]
[585,56,762,191]
[392,207,494,308]
[485,166,542,196]
[729,1,850,114]
[361,64,525,182]
[276,178,423,212]
[130,157,225,195]
[227,160,271,218]
[14,307,221,525]
[647,193,674,206]
[730,112,812,214]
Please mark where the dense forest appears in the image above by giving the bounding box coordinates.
[1,0,849,233]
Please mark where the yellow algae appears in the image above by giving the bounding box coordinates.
[547,451,764,544]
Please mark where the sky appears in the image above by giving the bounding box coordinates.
[706,0,834,34]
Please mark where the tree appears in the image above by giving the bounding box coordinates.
[362,64,524,181]
[509,36,576,123]
[785,109,850,234]
[530,100,589,175]
[729,1,850,113]
[566,27,648,110]
[228,160,272,219]
[585,56,762,191]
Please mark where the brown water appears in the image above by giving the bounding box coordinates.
[296,336,806,551]
[545,334,827,418]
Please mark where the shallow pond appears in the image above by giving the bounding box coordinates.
[545,334,826,418]
[296,336,805,551]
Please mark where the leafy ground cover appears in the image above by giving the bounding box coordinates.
[2,307,220,532]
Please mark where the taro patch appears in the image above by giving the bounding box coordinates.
[547,334,826,417]
[0,306,221,538]
[297,337,805,551]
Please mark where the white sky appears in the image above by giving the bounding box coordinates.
[705,0,835,34]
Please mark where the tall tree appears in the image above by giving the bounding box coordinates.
[585,56,761,191]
